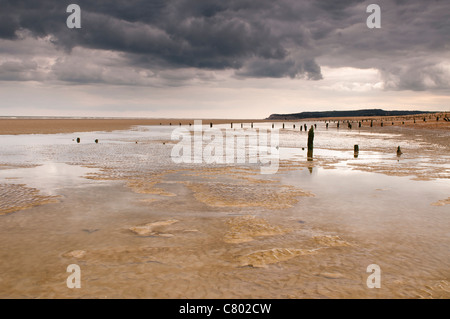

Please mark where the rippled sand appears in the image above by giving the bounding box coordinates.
[237,248,320,268]
[224,215,290,244]
[129,219,179,236]
[185,182,313,209]
[0,183,59,216]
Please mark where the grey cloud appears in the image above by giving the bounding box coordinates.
[0,0,309,80]
[314,0,450,91]
[236,58,322,80]
[0,59,43,81]
[0,12,19,39]
[0,0,449,92]
[380,61,450,91]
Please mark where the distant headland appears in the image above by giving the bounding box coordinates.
[266,109,433,120]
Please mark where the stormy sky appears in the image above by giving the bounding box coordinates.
[0,0,449,118]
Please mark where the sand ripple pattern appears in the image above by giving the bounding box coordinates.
[0,184,59,215]
[313,235,352,247]
[238,248,319,268]
[224,215,289,244]
[129,219,179,236]
[186,182,313,209]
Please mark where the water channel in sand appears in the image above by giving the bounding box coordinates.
[0,122,449,298]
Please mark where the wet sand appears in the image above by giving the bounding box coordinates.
[0,118,261,135]
[0,119,449,299]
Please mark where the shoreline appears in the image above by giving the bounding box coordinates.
[0,118,264,135]
[0,114,449,135]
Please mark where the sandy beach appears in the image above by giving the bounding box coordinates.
[0,118,263,135]
[0,118,449,299]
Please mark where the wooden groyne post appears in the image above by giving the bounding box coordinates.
[307,126,314,160]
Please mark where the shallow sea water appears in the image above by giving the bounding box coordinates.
[0,122,449,298]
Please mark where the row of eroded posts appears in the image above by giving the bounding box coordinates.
[151,119,424,161]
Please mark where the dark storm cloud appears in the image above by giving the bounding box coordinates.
[0,0,449,91]
[236,57,322,80]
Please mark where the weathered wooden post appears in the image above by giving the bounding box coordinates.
[314,123,317,129]
[358,122,361,128]
[76,137,80,143]
[397,146,402,156]
[231,122,233,128]
[241,123,243,128]
[307,126,314,160]
[251,122,253,128]
[370,120,373,127]
[326,123,329,129]
[210,122,213,128]
[354,145,359,158]
[304,124,307,131]
[272,123,274,129]
[348,122,352,129]
[95,139,98,144]
[293,124,295,129]
[300,125,303,131]
[337,122,340,128]
[282,123,285,129]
